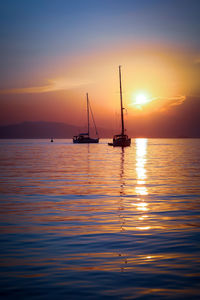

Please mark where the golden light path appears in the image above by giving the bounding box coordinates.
[134,139,150,232]
[135,138,148,197]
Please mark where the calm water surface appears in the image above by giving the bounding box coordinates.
[0,139,200,299]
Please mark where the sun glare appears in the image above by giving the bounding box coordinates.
[130,92,153,109]
[135,94,149,105]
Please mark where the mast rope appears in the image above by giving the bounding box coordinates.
[89,101,99,137]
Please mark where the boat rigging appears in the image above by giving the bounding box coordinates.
[73,93,99,144]
[108,66,131,147]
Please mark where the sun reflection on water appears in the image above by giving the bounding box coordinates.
[133,202,148,211]
[136,138,147,182]
[135,139,150,230]
[135,186,148,196]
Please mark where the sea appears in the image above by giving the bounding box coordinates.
[0,138,200,299]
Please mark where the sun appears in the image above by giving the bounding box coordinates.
[130,92,153,110]
[134,93,149,105]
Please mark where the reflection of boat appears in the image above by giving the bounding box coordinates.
[119,147,126,231]
[73,93,99,144]
[108,66,131,147]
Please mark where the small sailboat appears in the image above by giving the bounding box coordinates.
[108,66,131,147]
[73,93,99,144]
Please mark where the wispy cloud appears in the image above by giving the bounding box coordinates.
[158,95,186,111]
[0,78,90,94]
[130,95,186,113]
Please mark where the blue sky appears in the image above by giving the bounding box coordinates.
[1,0,199,88]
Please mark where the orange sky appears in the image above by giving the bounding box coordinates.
[1,44,199,128]
[0,0,200,136]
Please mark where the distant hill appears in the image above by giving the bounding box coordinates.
[0,122,77,138]
[0,121,113,139]
[1,95,200,140]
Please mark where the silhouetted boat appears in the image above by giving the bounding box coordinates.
[51,138,54,142]
[108,66,131,147]
[73,93,99,144]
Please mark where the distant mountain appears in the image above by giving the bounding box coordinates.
[0,121,113,139]
[1,94,200,140]
[0,122,77,138]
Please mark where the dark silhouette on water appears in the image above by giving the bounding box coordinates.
[108,66,131,147]
[73,93,99,144]
[51,137,54,142]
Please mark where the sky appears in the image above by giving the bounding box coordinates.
[0,0,200,136]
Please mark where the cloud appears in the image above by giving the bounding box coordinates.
[157,95,186,111]
[0,78,90,94]
[129,95,186,114]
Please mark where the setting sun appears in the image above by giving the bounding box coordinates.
[135,94,148,105]
[131,93,151,108]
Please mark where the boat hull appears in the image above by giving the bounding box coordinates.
[108,135,131,147]
[73,137,99,144]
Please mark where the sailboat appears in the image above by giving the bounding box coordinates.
[108,66,131,147]
[73,93,99,144]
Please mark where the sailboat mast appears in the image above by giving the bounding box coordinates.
[119,65,124,136]
[86,93,90,136]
